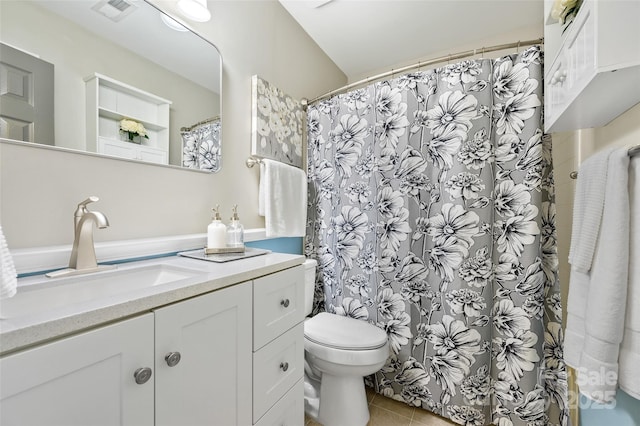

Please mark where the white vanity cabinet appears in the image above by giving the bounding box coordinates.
[154,282,252,426]
[0,313,156,425]
[0,282,252,426]
[543,0,640,133]
[252,265,305,425]
[0,257,306,426]
[85,73,172,164]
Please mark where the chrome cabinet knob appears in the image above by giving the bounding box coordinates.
[280,362,289,372]
[165,351,181,367]
[134,367,152,385]
[280,299,290,308]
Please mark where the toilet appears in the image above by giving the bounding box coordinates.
[302,259,389,426]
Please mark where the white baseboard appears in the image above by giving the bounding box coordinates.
[13,229,267,275]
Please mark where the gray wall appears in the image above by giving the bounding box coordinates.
[0,0,347,249]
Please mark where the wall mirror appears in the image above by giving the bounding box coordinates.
[0,0,222,172]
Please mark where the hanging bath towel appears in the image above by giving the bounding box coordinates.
[0,225,17,299]
[259,159,307,237]
[565,146,631,402]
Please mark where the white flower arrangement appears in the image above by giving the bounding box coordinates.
[550,0,582,28]
[119,118,149,142]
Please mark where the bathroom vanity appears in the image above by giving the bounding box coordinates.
[0,253,305,426]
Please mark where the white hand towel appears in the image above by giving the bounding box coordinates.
[565,146,631,402]
[259,159,307,238]
[619,155,640,400]
[0,225,17,299]
[568,146,615,272]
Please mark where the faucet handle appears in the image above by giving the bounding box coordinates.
[75,196,100,217]
[79,196,99,207]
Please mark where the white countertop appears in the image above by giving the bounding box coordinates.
[0,252,305,355]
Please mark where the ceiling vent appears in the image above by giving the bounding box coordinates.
[91,0,137,22]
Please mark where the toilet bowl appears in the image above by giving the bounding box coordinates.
[302,260,389,426]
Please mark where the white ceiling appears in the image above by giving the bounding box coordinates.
[279,0,544,80]
[32,0,221,93]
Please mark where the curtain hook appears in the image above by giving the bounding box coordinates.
[481,47,485,59]
[517,40,521,53]
[448,54,452,64]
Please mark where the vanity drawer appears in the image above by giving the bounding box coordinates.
[253,323,304,422]
[253,265,304,350]
[254,378,304,426]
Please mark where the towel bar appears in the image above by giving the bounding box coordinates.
[246,157,263,168]
[570,145,639,179]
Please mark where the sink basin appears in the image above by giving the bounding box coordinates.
[0,264,203,319]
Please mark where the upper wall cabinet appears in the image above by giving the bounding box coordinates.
[85,73,172,165]
[544,0,640,133]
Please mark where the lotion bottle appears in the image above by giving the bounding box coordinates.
[226,205,245,248]
[207,205,227,249]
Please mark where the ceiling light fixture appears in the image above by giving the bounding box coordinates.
[161,14,188,32]
[177,0,211,22]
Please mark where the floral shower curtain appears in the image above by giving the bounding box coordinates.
[181,118,221,172]
[305,46,569,426]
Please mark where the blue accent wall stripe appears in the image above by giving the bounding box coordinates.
[246,237,303,255]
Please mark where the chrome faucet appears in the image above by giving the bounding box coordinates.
[46,196,115,278]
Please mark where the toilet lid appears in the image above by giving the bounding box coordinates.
[304,312,388,350]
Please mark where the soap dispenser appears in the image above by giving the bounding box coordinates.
[226,205,245,249]
[207,205,227,249]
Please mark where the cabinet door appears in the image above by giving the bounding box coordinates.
[97,138,167,164]
[254,379,304,426]
[138,145,168,164]
[253,265,305,350]
[0,314,155,426]
[253,323,304,422]
[155,282,252,426]
[98,138,137,160]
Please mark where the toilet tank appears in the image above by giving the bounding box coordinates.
[303,259,317,317]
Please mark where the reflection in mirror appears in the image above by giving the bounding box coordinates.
[0,0,221,172]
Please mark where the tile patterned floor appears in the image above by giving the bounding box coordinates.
[305,387,457,426]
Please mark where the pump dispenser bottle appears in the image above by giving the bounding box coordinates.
[207,205,227,249]
[226,205,245,249]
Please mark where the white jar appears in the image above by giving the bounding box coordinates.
[207,206,227,249]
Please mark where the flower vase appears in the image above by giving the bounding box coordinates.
[122,131,142,144]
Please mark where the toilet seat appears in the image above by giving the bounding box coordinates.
[304,312,388,350]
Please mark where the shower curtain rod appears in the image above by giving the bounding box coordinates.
[303,38,544,106]
[180,116,220,132]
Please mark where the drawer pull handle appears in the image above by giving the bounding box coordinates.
[280,362,289,372]
[280,299,290,308]
[134,367,153,385]
[165,351,182,367]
